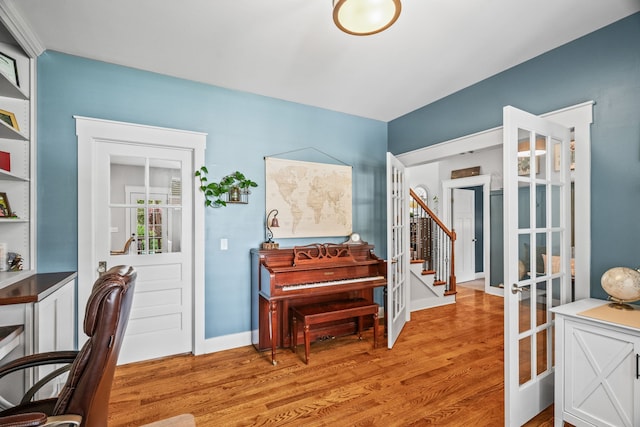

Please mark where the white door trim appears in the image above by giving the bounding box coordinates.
[396,101,592,299]
[442,175,493,295]
[75,116,207,356]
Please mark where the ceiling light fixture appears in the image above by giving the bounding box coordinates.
[333,0,402,36]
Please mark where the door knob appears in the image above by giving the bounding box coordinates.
[511,283,530,294]
[97,261,107,276]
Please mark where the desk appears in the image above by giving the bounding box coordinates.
[0,272,78,305]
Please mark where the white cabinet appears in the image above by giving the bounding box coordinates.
[552,299,640,427]
[0,272,76,404]
[34,279,75,354]
[33,276,76,397]
[0,40,34,287]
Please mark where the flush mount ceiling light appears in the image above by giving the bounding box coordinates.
[333,0,402,36]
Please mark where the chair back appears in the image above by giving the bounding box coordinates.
[53,265,136,427]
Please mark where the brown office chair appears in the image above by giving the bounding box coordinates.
[0,265,136,427]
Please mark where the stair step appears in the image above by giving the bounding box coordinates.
[410,259,424,264]
[444,290,457,296]
[421,270,436,276]
[433,280,446,286]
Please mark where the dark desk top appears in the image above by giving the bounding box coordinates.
[0,272,77,305]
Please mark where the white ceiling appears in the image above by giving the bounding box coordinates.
[5,0,640,122]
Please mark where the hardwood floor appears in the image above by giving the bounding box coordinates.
[108,286,555,426]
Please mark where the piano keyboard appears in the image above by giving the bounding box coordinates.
[281,275,385,291]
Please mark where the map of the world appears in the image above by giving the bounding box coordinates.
[265,157,352,238]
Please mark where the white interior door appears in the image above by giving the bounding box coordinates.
[452,188,475,283]
[503,106,572,425]
[95,142,193,364]
[76,116,207,363]
[386,152,410,348]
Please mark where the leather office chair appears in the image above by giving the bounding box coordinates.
[0,265,136,427]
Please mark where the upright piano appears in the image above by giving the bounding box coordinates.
[251,242,387,365]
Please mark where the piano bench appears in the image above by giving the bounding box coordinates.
[290,298,379,364]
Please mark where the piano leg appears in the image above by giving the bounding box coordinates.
[269,300,278,366]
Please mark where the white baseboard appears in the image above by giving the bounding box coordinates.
[201,331,252,354]
[410,295,456,312]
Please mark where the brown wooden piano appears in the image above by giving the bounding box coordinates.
[251,242,387,365]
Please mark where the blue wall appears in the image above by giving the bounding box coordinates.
[388,13,640,299]
[36,51,387,338]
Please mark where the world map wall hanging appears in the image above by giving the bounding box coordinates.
[265,157,352,238]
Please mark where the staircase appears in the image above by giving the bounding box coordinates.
[410,261,455,310]
[409,188,457,311]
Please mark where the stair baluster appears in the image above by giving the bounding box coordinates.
[409,189,456,295]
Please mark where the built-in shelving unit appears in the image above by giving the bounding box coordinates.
[0,39,34,288]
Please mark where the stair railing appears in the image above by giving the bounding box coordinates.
[409,188,457,295]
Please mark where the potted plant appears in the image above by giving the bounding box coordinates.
[195,167,258,207]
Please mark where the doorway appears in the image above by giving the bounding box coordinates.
[442,175,493,293]
[398,101,592,299]
[396,102,592,424]
[76,116,207,363]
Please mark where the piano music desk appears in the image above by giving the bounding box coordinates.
[291,298,379,364]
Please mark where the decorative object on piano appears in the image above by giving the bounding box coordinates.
[195,167,258,207]
[0,51,19,87]
[600,266,640,310]
[0,192,13,217]
[344,232,364,245]
[0,151,9,172]
[262,209,280,249]
[265,157,352,238]
[7,252,23,271]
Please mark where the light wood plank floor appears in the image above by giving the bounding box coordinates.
[108,285,554,426]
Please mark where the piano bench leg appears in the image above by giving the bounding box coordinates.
[291,316,298,353]
[373,312,378,349]
[303,324,311,364]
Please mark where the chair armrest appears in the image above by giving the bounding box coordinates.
[43,415,82,426]
[0,412,48,426]
[0,413,83,427]
[0,351,78,379]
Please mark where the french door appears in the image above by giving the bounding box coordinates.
[386,152,410,348]
[503,106,572,425]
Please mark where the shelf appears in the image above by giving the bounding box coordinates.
[0,324,23,360]
[0,168,28,182]
[0,73,27,101]
[0,119,27,141]
[0,217,28,223]
[0,41,32,286]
